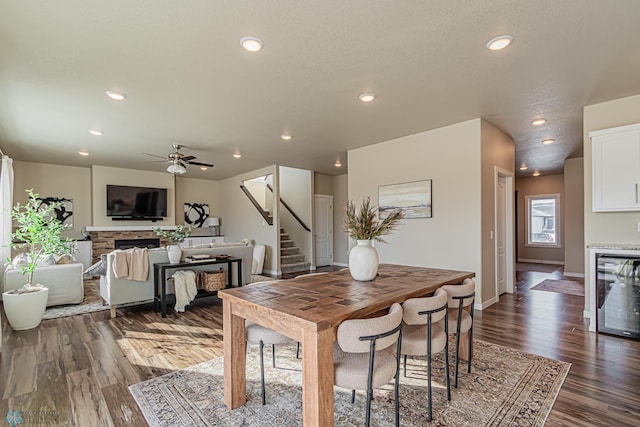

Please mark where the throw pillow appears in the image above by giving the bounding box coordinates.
[11,253,29,268]
[84,254,107,276]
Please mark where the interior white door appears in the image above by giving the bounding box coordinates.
[314,195,333,267]
[497,177,507,295]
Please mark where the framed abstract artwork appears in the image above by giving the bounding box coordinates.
[36,196,74,228]
[378,179,432,219]
[184,203,209,227]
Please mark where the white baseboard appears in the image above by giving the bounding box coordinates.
[564,271,585,278]
[474,296,497,311]
[262,268,280,276]
[332,262,348,267]
[517,258,564,265]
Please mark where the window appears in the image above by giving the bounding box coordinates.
[525,194,560,247]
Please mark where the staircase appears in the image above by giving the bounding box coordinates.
[280,227,310,274]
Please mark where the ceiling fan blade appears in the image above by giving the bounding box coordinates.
[181,155,196,161]
[187,160,214,167]
[144,160,169,163]
[143,152,167,159]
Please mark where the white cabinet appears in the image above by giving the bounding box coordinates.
[590,123,640,212]
[181,236,224,248]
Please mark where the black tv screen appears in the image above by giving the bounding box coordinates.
[106,185,167,218]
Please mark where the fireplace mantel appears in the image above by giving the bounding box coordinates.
[86,225,176,232]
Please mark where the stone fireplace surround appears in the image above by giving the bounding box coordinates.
[87,226,174,264]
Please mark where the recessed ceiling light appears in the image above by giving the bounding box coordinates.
[240,36,263,52]
[105,90,126,101]
[542,138,555,145]
[519,162,528,171]
[532,118,547,126]
[486,35,513,51]
[334,160,342,167]
[281,134,292,141]
[78,151,89,156]
[200,166,208,171]
[359,93,375,102]
[88,129,103,136]
[233,153,242,159]
[533,170,540,177]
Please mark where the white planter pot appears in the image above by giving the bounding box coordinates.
[348,240,379,281]
[167,244,182,263]
[2,287,49,331]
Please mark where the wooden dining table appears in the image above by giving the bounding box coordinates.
[218,264,475,427]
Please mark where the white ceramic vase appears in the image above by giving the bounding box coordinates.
[167,244,182,263]
[2,287,49,330]
[348,240,379,281]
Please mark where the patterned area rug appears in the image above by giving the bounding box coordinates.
[42,275,278,320]
[129,340,570,427]
[531,279,585,296]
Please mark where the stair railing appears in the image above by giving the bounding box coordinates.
[266,184,311,232]
[239,185,273,225]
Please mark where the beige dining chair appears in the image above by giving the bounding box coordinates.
[333,303,403,427]
[401,288,450,422]
[442,278,476,388]
[244,280,295,405]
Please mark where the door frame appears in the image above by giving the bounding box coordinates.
[494,166,515,297]
[313,194,333,267]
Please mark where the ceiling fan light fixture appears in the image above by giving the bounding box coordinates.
[167,163,187,174]
[240,36,263,52]
[105,90,126,101]
[486,35,513,51]
[519,162,528,171]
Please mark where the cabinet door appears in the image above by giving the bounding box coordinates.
[593,130,640,211]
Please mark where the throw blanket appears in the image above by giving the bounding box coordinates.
[112,248,149,281]
[172,270,197,313]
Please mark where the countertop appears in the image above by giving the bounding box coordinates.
[588,243,640,250]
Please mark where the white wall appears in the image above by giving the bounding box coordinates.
[219,165,279,274]
[564,158,584,276]
[279,166,313,268]
[583,93,640,316]
[333,174,349,265]
[348,119,486,302]
[13,161,91,240]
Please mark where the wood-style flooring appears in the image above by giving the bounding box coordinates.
[1,265,639,426]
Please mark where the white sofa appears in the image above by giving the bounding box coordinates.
[100,244,254,318]
[3,263,84,307]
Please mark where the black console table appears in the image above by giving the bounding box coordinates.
[153,257,242,317]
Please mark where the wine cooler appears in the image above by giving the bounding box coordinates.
[596,254,640,339]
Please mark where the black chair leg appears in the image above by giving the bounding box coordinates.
[454,332,461,388]
[444,336,451,401]
[403,354,407,377]
[351,389,356,404]
[259,340,266,405]
[296,342,300,359]
[272,344,276,368]
[468,327,473,373]
[427,349,433,422]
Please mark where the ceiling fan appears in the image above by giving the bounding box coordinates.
[144,144,213,174]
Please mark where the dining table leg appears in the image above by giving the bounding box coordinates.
[301,328,335,427]
[223,300,247,409]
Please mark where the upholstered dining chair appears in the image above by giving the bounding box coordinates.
[244,280,295,405]
[442,278,476,388]
[333,303,404,427]
[401,288,450,422]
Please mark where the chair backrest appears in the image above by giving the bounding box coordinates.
[402,288,448,325]
[441,278,476,308]
[337,303,403,353]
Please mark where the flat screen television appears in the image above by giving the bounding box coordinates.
[106,185,167,219]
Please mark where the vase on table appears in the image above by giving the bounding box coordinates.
[167,244,182,263]
[348,240,379,281]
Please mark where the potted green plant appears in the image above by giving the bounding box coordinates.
[153,225,193,263]
[3,189,76,330]
[344,196,403,281]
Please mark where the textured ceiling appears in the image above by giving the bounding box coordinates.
[1,1,639,179]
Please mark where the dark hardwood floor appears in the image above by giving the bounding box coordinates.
[1,265,639,426]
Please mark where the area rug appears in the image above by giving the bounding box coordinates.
[129,340,570,427]
[42,275,278,320]
[531,279,585,297]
